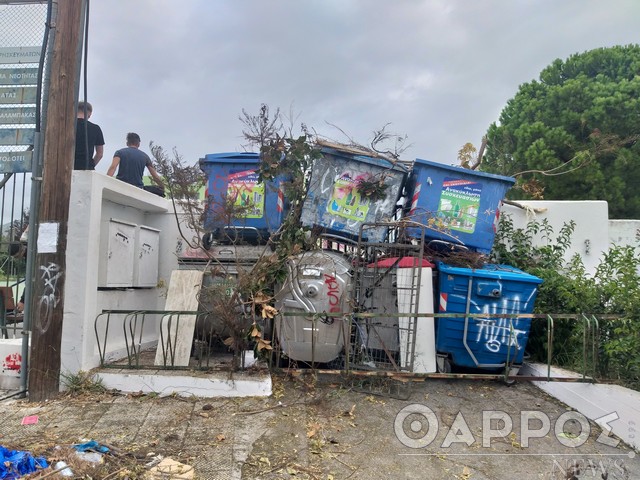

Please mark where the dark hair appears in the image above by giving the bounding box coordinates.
[77,101,92,115]
[126,132,141,145]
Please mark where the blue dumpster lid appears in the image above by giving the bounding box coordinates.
[414,158,515,185]
[200,152,260,164]
[322,147,408,172]
[437,262,543,284]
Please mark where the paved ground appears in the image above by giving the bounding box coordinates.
[0,375,638,479]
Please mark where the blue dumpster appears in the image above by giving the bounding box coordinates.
[300,148,407,243]
[404,158,515,253]
[199,152,289,244]
[435,262,543,372]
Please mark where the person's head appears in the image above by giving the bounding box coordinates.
[77,101,92,119]
[126,132,141,147]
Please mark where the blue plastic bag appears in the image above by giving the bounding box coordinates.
[73,440,110,453]
[0,445,48,479]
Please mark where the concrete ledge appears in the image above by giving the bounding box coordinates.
[523,362,640,451]
[94,369,272,398]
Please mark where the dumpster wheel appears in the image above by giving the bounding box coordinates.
[436,354,452,374]
[503,366,520,386]
[503,377,517,387]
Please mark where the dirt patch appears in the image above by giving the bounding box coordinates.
[1,376,638,479]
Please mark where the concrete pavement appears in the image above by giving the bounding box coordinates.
[1,374,639,479]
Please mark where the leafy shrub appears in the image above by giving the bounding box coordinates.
[491,214,640,389]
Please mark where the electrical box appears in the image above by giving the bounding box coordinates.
[134,225,160,287]
[99,219,136,287]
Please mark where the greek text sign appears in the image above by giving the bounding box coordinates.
[0,86,37,105]
[0,46,41,65]
[0,67,39,86]
[0,106,36,125]
[0,150,32,173]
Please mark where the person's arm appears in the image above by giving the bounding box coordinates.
[106,156,120,177]
[17,292,24,313]
[148,165,165,189]
[94,127,105,167]
[93,145,104,167]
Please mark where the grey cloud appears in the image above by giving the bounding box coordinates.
[86,0,640,168]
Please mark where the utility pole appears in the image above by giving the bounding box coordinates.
[28,0,85,402]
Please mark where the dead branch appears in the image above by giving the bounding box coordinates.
[502,199,548,213]
[470,135,487,170]
[240,104,282,149]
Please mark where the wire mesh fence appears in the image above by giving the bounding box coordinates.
[0,2,48,341]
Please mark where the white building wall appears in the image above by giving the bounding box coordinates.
[608,219,640,248]
[62,171,182,374]
[499,201,610,276]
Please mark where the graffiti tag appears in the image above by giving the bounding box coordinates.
[323,274,341,313]
[36,262,62,334]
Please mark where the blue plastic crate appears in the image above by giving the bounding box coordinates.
[405,159,515,253]
[300,148,407,242]
[436,262,543,370]
[199,152,289,244]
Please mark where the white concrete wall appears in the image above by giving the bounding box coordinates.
[62,171,182,374]
[499,201,610,276]
[608,219,640,248]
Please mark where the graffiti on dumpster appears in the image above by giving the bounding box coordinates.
[476,317,527,353]
[207,170,265,220]
[474,297,530,353]
[227,169,265,219]
[323,274,341,313]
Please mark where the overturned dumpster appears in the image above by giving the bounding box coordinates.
[301,147,407,242]
[199,152,290,246]
[405,158,515,253]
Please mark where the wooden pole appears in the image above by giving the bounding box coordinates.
[28,0,85,402]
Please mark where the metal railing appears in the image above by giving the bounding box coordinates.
[93,304,624,395]
[94,309,251,370]
[271,311,605,383]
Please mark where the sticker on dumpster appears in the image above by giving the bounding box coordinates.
[227,169,264,218]
[327,173,371,221]
[438,177,482,234]
[439,293,448,311]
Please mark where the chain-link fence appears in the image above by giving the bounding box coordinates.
[0,1,48,341]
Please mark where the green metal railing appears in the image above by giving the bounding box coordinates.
[94,307,617,386]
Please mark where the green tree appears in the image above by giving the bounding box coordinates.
[483,45,640,218]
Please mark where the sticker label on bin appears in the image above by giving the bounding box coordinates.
[327,173,371,221]
[438,177,482,234]
[227,169,265,218]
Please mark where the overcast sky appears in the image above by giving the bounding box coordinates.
[85,0,640,173]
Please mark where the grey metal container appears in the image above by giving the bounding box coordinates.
[275,250,353,363]
[358,269,400,353]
